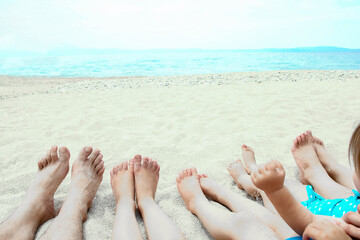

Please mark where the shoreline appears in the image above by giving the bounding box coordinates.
[1,70,360,100]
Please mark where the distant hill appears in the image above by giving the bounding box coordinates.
[1,46,359,57]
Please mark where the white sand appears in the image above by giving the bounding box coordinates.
[1,70,360,239]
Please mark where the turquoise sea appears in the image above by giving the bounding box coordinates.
[0,49,359,77]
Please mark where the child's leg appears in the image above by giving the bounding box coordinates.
[308,130,355,189]
[177,169,283,240]
[199,175,298,240]
[292,132,353,199]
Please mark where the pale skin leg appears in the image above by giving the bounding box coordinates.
[0,146,70,240]
[134,155,185,240]
[292,132,353,199]
[177,168,282,240]
[251,160,340,236]
[198,174,298,240]
[110,159,142,240]
[229,146,308,213]
[39,146,105,240]
[307,130,355,189]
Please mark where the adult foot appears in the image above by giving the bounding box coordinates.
[176,168,207,214]
[110,161,135,205]
[291,132,323,185]
[241,144,257,174]
[0,146,70,239]
[133,155,160,206]
[62,147,105,221]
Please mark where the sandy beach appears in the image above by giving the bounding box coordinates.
[1,70,360,239]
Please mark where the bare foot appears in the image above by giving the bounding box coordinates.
[133,155,160,206]
[110,161,135,205]
[0,146,70,239]
[176,168,206,214]
[241,144,257,174]
[227,160,247,190]
[63,147,105,221]
[198,174,223,202]
[291,132,323,185]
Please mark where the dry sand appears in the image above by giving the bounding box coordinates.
[1,70,360,239]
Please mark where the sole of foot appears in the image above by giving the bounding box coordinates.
[110,161,135,204]
[132,155,160,206]
[176,168,205,214]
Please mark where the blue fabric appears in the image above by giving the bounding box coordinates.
[286,237,303,240]
[301,185,360,217]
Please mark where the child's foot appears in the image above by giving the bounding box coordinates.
[291,132,323,185]
[110,161,135,205]
[227,160,247,190]
[198,174,224,202]
[133,155,160,206]
[176,168,207,214]
[62,147,105,221]
[241,144,257,174]
[227,160,258,197]
[306,130,337,177]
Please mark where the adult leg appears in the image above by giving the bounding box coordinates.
[111,160,142,240]
[134,155,185,240]
[0,146,70,240]
[198,174,298,240]
[292,132,353,199]
[177,168,282,240]
[39,147,105,240]
[307,130,355,189]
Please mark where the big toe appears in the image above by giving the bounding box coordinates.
[133,155,142,171]
[78,146,93,161]
[59,146,70,163]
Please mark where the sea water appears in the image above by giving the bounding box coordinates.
[0,50,359,77]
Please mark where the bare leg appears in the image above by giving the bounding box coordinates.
[111,160,142,240]
[198,175,298,239]
[134,155,184,240]
[39,147,105,240]
[0,146,70,240]
[307,130,355,189]
[292,132,353,199]
[228,151,308,213]
[177,168,282,240]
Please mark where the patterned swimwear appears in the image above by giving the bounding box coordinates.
[301,185,360,217]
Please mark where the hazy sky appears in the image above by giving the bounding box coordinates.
[1,0,360,52]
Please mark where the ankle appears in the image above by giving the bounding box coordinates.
[116,198,136,209]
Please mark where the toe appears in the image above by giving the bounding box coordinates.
[179,170,185,179]
[88,149,101,164]
[45,150,51,166]
[50,145,58,163]
[134,155,142,171]
[176,176,181,183]
[191,168,197,175]
[129,159,135,172]
[143,157,149,167]
[186,169,192,176]
[59,147,70,163]
[38,158,45,170]
[95,161,104,174]
[98,165,105,176]
[78,146,93,161]
[151,161,158,170]
[112,166,117,175]
[124,161,129,170]
[118,163,123,171]
[93,153,103,168]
